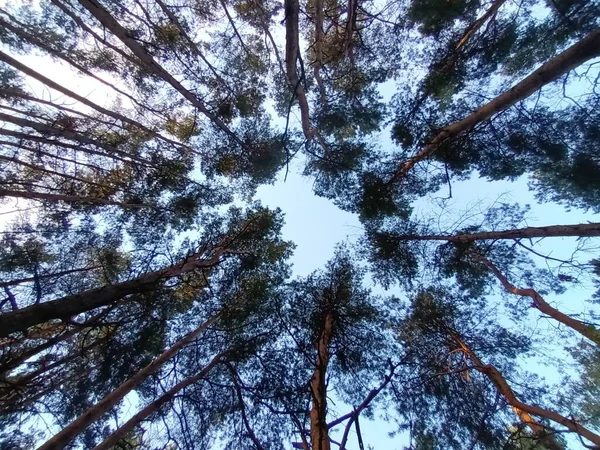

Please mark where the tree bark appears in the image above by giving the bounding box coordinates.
[310,312,333,450]
[37,312,225,450]
[0,13,181,147]
[0,248,225,338]
[395,222,600,242]
[481,256,600,346]
[75,0,244,147]
[284,0,316,140]
[0,112,141,162]
[453,333,600,447]
[389,28,600,183]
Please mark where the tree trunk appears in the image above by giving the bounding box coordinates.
[0,265,99,289]
[389,28,600,183]
[91,352,224,450]
[284,0,316,140]
[481,256,600,346]
[0,188,153,210]
[455,0,507,50]
[310,312,334,450]
[0,14,181,147]
[0,248,225,337]
[74,0,244,147]
[453,333,600,447]
[36,312,226,450]
[0,112,141,162]
[395,222,600,242]
[0,51,159,156]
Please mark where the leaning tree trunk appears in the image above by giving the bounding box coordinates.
[91,352,225,450]
[0,247,226,337]
[395,222,600,242]
[452,332,600,448]
[389,28,600,183]
[36,312,226,450]
[74,0,244,147]
[310,312,334,450]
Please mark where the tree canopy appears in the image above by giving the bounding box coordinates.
[0,0,599,449]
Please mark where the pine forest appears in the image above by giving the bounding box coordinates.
[0,0,599,448]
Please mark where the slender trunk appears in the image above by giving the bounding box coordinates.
[0,188,154,210]
[0,51,158,157]
[313,0,327,105]
[75,0,244,147]
[0,14,179,146]
[0,266,99,289]
[0,112,140,162]
[389,28,600,183]
[0,154,116,191]
[396,222,600,243]
[0,248,225,337]
[453,333,600,447]
[91,352,224,450]
[481,256,600,345]
[455,0,507,50]
[0,139,109,173]
[153,0,233,95]
[310,312,333,450]
[284,0,316,140]
[0,129,146,167]
[219,0,252,57]
[37,312,226,450]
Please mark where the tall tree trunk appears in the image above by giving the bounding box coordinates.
[310,312,334,450]
[480,256,600,346]
[0,188,153,210]
[74,0,244,147]
[0,248,226,337]
[452,333,600,447]
[389,28,600,183]
[455,0,507,50]
[0,50,159,155]
[91,351,224,450]
[395,222,600,242]
[0,14,181,147]
[0,265,100,289]
[37,312,226,450]
[284,0,315,140]
[0,112,141,162]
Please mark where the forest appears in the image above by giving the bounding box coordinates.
[0,0,599,448]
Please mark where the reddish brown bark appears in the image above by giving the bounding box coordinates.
[396,222,600,242]
[453,334,600,446]
[310,312,334,450]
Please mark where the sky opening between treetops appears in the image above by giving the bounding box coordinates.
[0,0,599,449]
